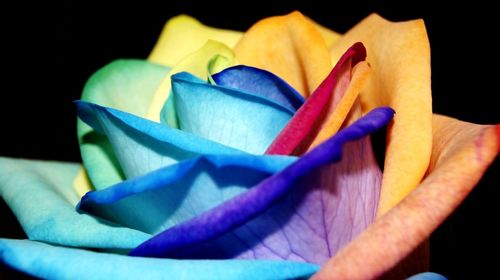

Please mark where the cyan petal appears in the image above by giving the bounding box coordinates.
[407,272,448,280]
[0,238,319,280]
[171,72,294,154]
[129,107,394,262]
[212,65,304,112]
[78,154,296,235]
[78,60,170,190]
[77,101,243,180]
[0,157,150,249]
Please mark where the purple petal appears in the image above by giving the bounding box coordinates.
[212,65,304,112]
[129,107,394,264]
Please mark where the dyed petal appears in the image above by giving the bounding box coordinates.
[77,101,243,180]
[0,158,150,249]
[0,239,319,280]
[235,11,332,97]
[78,154,295,235]
[312,117,499,279]
[212,65,304,112]
[329,14,433,215]
[148,40,236,122]
[407,272,448,280]
[148,15,242,67]
[267,43,370,155]
[78,60,170,190]
[172,72,294,154]
[129,107,394,260]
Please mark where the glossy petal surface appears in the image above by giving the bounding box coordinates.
[0,158,150,249]
[172,72,294,154]
[129,107,394,262]
[0,239,319,280]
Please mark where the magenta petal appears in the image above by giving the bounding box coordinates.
[129,107,394,264]
[266,42,366,155]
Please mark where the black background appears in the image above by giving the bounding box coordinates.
[1,1,498,279]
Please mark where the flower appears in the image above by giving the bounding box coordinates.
[1,11,498,280]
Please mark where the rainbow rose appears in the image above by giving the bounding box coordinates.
[1,12,498,280]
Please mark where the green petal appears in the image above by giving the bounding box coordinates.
[78,59,170,190]
[0,238,318,280]
[0,157,150,249]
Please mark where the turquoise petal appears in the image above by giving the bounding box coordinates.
[0,238,319,280]
[78,154,296,235]
[77,101,244,180]
[78,60,170,190]
[407,272,448,280]
[0,157,150,249]
[171,72,294,154]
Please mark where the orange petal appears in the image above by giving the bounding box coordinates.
[312,116,499,280]
[329,14,433,216]
[235,11,332,97]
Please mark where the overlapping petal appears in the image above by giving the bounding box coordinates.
[129,107,394,261]
[312,117,499,279]
[329,14,433,215]
[0,239,319,280]
[0,158,150,249]
[172,72,295,153]
[78,60,170,190]
[235,11,332,97]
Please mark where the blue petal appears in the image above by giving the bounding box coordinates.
[0,238,319,280]
[407,272,448,280]
[78,154,296,235]
[212,65,304,112]
[129,107,395,261]
[171,72,294,154]
[0,157,150,249]
[78,60,171,190]
[77,101,243,180]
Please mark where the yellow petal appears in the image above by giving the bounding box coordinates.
[330,14,433,215]
[148,15,242,67]
[312,116,499,280]
[235,11,332,97]
[146,40,236,122]
[308,17,342,49]
[72,168,93,198]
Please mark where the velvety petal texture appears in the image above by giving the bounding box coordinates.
[129,107,394,262]
[329,14,433,215]
[0,158,150,249]
[172,72,295,154]
[267,42,370,155]
[212,65,304,112]
[78,154,296,235]
[312,117,499,279]
[77,101,242,180]
[0,239,319,280]
[78,60,170,190]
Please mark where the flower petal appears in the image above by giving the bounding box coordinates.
[407,272,448,280]
[329,14,433,215]
[78,154,295,235]
[312,117,499,279]
[212,65,304,112]
[0,238,319,280]
[77,101,243,180]
[172,72,294,154]
[235,11,332,97]
[266,43,370,155]
[129,107,394,261]
[0,158,150,249]
[148,15,242,67]
[148,40,236,123]
[78,60,170,190]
